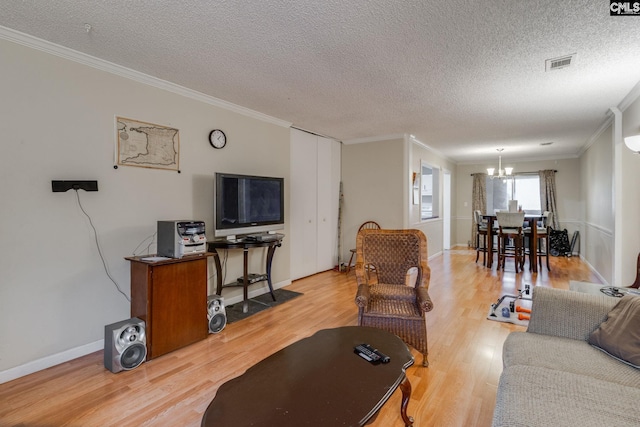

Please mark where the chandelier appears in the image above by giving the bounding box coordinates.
[487,148,513,179]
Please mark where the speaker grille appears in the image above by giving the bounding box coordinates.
[207,295,226,333]
[120,342,147,370]
[209,314,226,333]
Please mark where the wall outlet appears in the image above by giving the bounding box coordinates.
[52,180,99,192]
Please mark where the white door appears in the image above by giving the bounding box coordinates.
[443,170,451,250]
[290,129,318,279]
[316,137,341,271]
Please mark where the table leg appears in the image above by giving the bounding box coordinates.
[486,217,495,269]
[265,243,279,301]
[530,221,538,273]
[212,249,223,295]
[399,375,414,427]
[242,247,249,313]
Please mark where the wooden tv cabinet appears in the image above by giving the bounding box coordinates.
[126,253,212,360]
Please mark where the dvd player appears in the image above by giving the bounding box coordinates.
[237,273,268,284]
[244,233,280,242]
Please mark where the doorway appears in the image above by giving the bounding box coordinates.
[443,170,451,250]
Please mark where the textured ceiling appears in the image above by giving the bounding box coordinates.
[1,0,640,162]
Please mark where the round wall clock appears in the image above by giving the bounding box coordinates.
[209,129,227,149]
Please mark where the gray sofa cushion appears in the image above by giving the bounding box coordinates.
[493,365,640,427]
[503,331,640,388]
[527,287,616,341]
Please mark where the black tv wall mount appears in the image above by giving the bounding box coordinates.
[52,180,99,192]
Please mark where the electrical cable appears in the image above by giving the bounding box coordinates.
[132,232,156,256]
[74,189,131,302]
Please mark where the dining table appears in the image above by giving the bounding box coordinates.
[482,214,543,273]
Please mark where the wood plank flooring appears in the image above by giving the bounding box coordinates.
[0,249,600,427]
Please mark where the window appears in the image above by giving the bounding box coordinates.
[486,175,541,214]
[421,162,439,220]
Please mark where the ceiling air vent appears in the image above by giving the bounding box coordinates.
[545,53,576,72]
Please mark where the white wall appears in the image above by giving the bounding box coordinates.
[0,38,291,380]
[341,138,405,263]
[409,140,457,256]
[580,123,614,284]
[341,136,456,262]
[579,88,640,287]
[621,93,640,285]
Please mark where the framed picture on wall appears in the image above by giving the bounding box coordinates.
[115,116,180,172]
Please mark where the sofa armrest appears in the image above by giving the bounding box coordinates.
[526,287,618,341]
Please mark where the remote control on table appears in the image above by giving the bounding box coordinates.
[354,343,391,364]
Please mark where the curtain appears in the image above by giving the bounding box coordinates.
[539,170,559,229]
[471,173,487,248]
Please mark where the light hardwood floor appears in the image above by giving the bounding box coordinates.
[0,249,600,427]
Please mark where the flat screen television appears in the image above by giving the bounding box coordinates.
[214,173,285,237]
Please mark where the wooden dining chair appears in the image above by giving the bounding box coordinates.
[535,211,552,271]
[474,210,489,266]
[495,212,525,273]
[346,221,381,274]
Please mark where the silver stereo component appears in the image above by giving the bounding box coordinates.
[207,295,227,333]
[104,318,147,373]
[157,220,207,258]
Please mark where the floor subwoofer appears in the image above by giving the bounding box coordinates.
[207,295,227,333]
[104,317,147,373]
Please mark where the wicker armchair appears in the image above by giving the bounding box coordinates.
[354,229,434,366]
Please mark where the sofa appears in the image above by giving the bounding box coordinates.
[492,286,640,427]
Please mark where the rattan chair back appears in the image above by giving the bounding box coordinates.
[355,229,429,288]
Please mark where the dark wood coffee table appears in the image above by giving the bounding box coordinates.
[201,326,415,427]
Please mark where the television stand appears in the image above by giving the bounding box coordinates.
[208,234,284,313]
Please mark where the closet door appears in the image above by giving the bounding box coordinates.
[290,129,318,279]
[316,137,341,272]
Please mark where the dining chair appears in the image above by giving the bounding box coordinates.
[495,212,526,273]
[535,211,552,271]
[474,210,489,266]
[346,221,381,274]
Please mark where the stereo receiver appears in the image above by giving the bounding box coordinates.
[157,220,207,258]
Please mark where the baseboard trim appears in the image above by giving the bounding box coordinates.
[0,340,103,385]
[0,279,292,384]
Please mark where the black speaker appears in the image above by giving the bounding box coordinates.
[207,295,227,333]
[104,317,147,373]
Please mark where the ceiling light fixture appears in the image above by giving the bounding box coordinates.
[624,135,640,153]
[487,148,513,179]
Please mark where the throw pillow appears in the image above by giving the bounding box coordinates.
[588,295,640,368]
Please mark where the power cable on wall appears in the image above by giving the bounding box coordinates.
[74,189,131,303]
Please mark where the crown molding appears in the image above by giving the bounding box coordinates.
[456,152,580,166]
[0,25,292,128]
[618,79,640,113]
[579,114,614,157]
[580,80,640,156]
[342,133,405,145]
[408,134,456,164]
[290,126,340,142]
